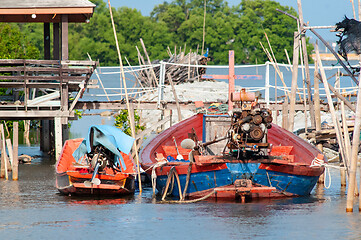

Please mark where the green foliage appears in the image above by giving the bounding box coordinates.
[0,23,40,59]
[3,0,312,65]
[114,110,145,136]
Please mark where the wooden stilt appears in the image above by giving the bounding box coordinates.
[6,139,13,171]
[0,124,4,178]
[348,70,361,212]
[24,120,30,146]
[54,117,62,161]
[0,124,8,180]
[12,122,18,181]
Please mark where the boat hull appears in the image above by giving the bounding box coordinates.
[55,137,136,196]
[56,172,135,196]
[141,114,325,201]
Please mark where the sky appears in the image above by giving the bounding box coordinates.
[108,0,355,42]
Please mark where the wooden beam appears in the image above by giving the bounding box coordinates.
[44,23,50,60]
[61,14,68,60]
[53,23,60,60]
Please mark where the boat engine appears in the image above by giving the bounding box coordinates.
[227,89,272,156]
[88,145,115,171]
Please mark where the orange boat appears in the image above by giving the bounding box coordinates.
[55,126,136,196]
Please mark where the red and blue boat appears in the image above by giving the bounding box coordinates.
[140,99,325,202]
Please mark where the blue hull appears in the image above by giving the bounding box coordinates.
[253,168,319,196]
[156,162,319,197]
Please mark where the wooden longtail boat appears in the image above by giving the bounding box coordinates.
[56,125,136,196]
[140,111,325,202]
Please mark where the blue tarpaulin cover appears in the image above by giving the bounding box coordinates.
[72,125,135,170]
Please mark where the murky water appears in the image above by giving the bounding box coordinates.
[0,151,361,240]
[2,66,360,239]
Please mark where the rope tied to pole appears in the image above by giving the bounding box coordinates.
[310,156,332,189]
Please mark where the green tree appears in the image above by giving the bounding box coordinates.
[114,110,145,136]
[0,23,40,59]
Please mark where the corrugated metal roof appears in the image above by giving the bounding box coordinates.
[0,0,96,8]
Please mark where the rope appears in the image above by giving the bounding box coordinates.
[150,159,168,197]
[310,157,334,189]
[160,190,216,204]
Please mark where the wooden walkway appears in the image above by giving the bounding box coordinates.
[0,59,97,120]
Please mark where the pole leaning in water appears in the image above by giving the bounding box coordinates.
[108,0,142,193]
[347,56,361,212]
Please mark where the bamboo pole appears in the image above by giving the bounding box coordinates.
[340,91,349,188]
[167,73,182,122]
[124,56,145,91]
[260,42,290,101]
[351,0,356,19]
[12,122,18,180]
[316,44,348,176]
[87,53,110,101]
[347,59,361,212]
[288,32,300,132]
[140,38,158,87]
[313,53,324,183]
[201,0,207,55]
[297,0,316,129]
[322,78,356,112]
[108,0,142,193]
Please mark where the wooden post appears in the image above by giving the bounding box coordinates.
[24,120,30,146]
[53,23,60,60]
[167,73,182,122]
[288,32,300,132]
[313,52,324,183]
[0,124,4,178]
[6,139,13,170]
[108,0,142,193]
[347,61,361,212]
[297,0,316,128]
[228,50,235,111]
[44,23,51,60]
[282,101,288,129]
[0,124,8,180]
[341,101,351,187]
[61,14,69,60]
[12,122,18,181]
[54,117,62,161]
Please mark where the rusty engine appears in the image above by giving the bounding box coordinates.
[227,89,272,157]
